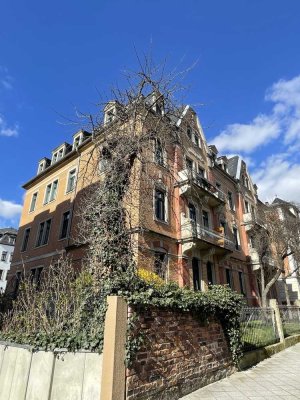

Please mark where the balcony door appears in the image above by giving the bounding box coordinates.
[207,261,215,286]
[192,257,201,291]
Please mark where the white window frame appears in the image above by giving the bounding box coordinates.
[153,185,169,224]
[66,168,77,194]
[44,179,59,205]
[73,133,83,150]
[35,219,52,247]
[59,210,72,240]
[29,191,38,213]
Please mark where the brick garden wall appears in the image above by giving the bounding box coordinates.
[126,306,235,400]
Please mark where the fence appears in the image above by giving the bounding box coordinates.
[279,306,300,337]
[241,303,300,352]
[240,307,279,352]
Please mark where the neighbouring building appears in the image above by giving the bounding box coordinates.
[271,198,300,305]
[8,97,267,305]
[0,228,17,292]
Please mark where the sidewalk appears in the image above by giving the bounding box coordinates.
[181,343,300,399]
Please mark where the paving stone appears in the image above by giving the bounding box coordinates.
[180,343,300,399]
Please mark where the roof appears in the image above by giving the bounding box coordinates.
[0,228,17,245]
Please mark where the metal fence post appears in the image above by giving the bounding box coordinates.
[270,299,284,343]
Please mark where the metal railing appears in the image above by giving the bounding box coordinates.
[240,307,279,352]
[279,306,300,337]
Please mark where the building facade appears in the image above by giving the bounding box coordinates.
[0,228,17,292]
[9,101,263,304]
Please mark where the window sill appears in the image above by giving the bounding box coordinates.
[65,188,75,195]
[35,243,49,249]
[154,217,169,226]
[43,199,57,206]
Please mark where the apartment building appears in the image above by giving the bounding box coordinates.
[0,228,17,292]
[271,198,300,304]
[9,99,258,304]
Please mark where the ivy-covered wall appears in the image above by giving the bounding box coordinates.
[126,306,235,400]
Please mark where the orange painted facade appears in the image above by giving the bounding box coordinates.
[9,107,261,305]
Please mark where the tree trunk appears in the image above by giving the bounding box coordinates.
[262,267,282,308]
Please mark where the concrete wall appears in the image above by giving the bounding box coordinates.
[0,343,103,400]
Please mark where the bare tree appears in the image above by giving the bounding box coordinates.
[251,201,300,307]
[75,58,193,286]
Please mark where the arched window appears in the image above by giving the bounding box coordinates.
[154,139,164,166]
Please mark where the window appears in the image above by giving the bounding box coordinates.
[233,227,240,250]
[0,269,4,280]
[44,180,58,204]
[189,203,197,223]
[154,189,166,221]
[186,157,193,171]
[244,200,249,213]
[226,269,233,289]
[10,253,13,262]
[193,134,200,147]
[239,271,245,296]
[73,135,81,149]
[154,140,164,166]
[220,220,227,235]
[187,125,192,139]
[216,182,221,190]
[59,211,71,239]
[38,162,44,174]
[1,251,7,262]
[66,169,76,193]
[29,192,38,212]
[228,191,234,210]
[202,210,209,228]
[154,251,167,279]
[58,148,64,160]
[21,228,31,252]
[31,267,44,288]
[207,262,215,285]
[192,258,201,291]
[52,153,58,163]
[198,167,205,178]
[36,219,51,247]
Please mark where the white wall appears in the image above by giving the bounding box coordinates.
[0,343,103,400]
[0,243,14,292]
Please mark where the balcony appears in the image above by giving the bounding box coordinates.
[249,247,276,271]
[181,218,235,255]
[176,169,226,207]
[243,212,264,231]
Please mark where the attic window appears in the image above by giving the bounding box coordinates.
[73,134,82,149]
[38,162,44,174]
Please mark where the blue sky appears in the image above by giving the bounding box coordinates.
[1,0,300,227]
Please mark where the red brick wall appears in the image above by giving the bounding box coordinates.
[126,306,235,399]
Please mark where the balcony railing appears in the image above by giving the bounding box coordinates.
[181,220,235,251]
[177,169,226,204]
[243,212,264,230]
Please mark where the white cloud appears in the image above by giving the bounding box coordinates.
[212,74,300,154]
[0,199,22,220]
[0,115,19,137]
[252,154,300,203]
[214,114,281,153]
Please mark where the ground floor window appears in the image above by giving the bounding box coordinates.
[154,251,167,279]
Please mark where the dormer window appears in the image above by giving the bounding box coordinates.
[151,92,164,115]
[38,162,44,174]
[104,102,118,125]
[73,134,82,150]
[52,152,58,164]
